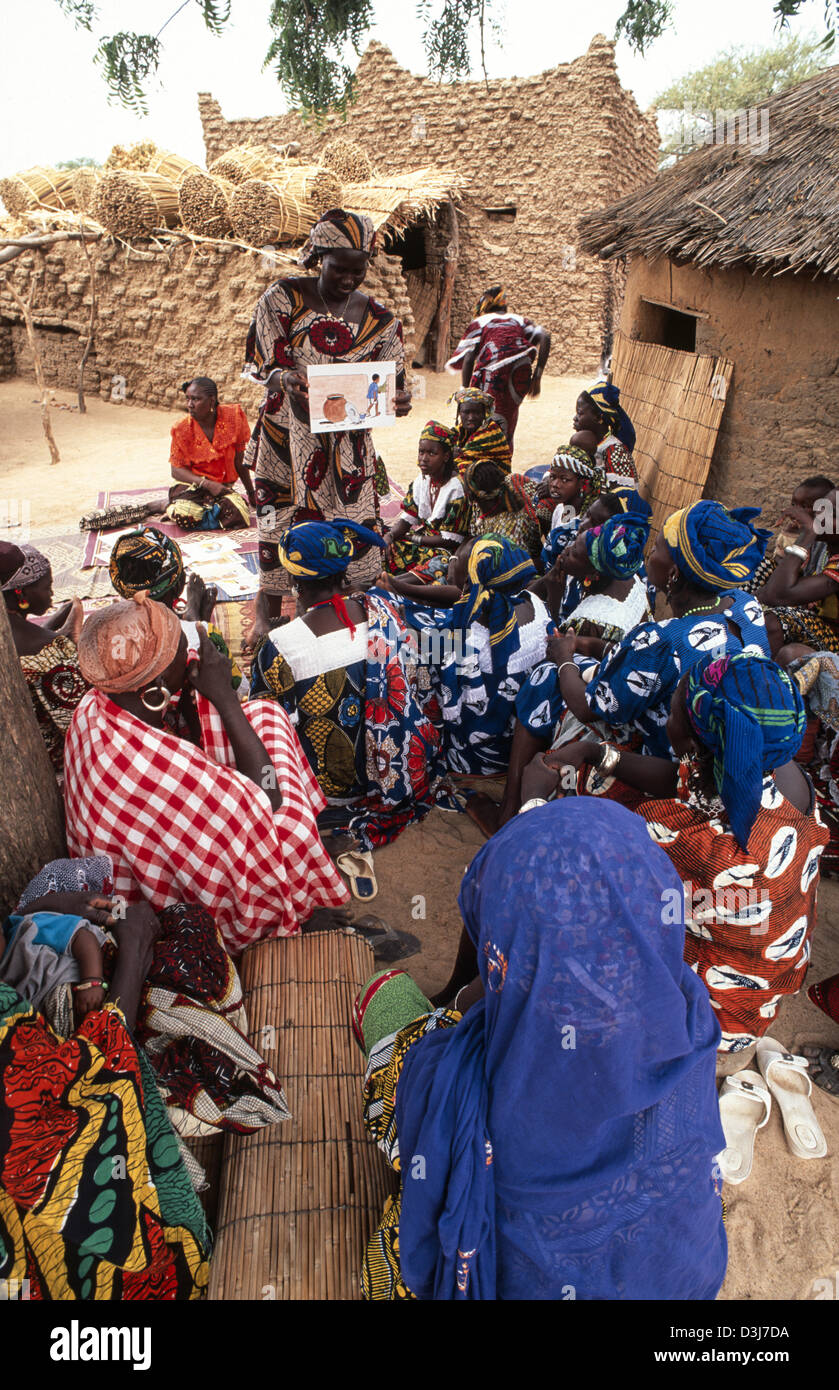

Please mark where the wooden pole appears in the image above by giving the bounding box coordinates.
[3,276,61,465]
[434,198,460,373]
[0,601,66,917]
[77,235,97,414]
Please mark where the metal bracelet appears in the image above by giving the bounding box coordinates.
[519,797,548,814]
[784,544,809,561]
[597,743,621,776]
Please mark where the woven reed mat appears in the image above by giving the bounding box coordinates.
[208,930,392,1301]
[610,331,734,542]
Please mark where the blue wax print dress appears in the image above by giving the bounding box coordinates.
[401,592,555,775]
[517,589,770,754]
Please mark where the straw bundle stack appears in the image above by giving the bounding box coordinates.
[320,137,373,183]
[229,166,342,246]
[178,170,234,237]
[0,166,78,215]
[209,144,286,185]
[71,167,100,217]
[145,149,203,185]
[93,169,181,237]
[208,931,392,1301]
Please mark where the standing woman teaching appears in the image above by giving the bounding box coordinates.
[244,210,412,635]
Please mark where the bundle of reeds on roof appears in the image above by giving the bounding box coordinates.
[178,170,234,238]
[229,166,343,246]
[208,144,286,185]
[0,165,78,215]
[93,169,180,238]
[320,137,373,183]
[71,167,100,217]
[145,149,203,185]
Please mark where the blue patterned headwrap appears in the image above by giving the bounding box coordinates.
[662,501,770,592]
[541,517,579,569]
[685,651,806,849]
[278,518,385,579]
[586,381,636,452]
[452,536,536,673]
[584,511,650,580]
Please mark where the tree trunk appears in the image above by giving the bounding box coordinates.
[434,199,460,373]
[0,602,66,918]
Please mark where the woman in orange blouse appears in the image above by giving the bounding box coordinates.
[170,377,256,507]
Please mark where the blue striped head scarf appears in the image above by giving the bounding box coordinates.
[662,501,771,592]
[278,518,384,579]
[584,511,650,579]
[452,536,536,673]
[685,651,806,849]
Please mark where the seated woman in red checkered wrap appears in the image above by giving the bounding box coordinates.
[63,592,350,954]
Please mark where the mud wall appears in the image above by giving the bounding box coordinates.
[0,241,415,409]
[619,256,839,516]
[198,36,659,373]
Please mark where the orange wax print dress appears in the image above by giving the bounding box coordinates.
[638,765,829,1054]
[169,404,251,486]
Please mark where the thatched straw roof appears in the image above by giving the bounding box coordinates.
[342,167,464,233]
[578,65,839,280]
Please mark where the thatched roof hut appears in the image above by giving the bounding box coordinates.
[578,64,839,281]
[575,65,839,521]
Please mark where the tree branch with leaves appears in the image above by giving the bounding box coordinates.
[52,0,837,117]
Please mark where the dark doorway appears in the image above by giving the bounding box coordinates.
[638,299,698,353]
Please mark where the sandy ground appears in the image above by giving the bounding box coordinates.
[0,370,588,532]
[4,368,839,1301]
[373,809,839,1303]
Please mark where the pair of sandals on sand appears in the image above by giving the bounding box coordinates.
[717,1036,829,1185]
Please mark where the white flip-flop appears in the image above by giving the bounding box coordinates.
[755,1035,828,1160]
[335,849,378,901]
[716,1070,772,1184]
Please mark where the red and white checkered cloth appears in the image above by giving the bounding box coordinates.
[64,689,349,953]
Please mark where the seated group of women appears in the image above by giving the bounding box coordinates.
[383,377,639,577]
[4,388,839,1300]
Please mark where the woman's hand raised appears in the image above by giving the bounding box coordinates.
[187,627,235,708]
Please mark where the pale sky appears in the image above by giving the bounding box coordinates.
[0,0,829,174]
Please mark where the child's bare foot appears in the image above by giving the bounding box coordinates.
[183,573,219,622]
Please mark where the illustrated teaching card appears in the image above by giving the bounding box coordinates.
[307,360,397,433]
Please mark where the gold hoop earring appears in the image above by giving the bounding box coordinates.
[140,683,171,713]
